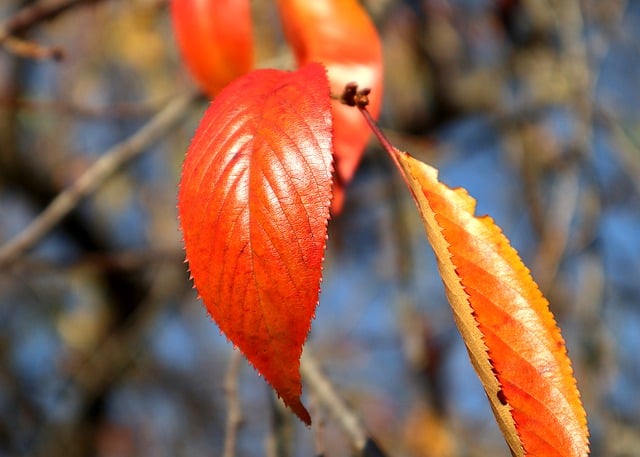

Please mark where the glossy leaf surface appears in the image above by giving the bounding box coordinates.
[277,0,383,213]
[171,0,254,96]
[178,63,333,424]
[394,151,589,456]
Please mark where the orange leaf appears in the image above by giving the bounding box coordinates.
[171,0,254,97]
[394,151,589,456]
[178,63,333,424]
[277,0,383,213]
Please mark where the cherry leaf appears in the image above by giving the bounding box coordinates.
[394,151,589,456]
[178,63,333,424]
[277,0,383,213]
[171,0,254,97]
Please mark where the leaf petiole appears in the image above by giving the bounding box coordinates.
[339,83,408,189]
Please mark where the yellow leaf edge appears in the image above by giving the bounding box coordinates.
[395,150,589,456]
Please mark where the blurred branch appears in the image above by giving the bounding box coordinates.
[5,247,183,274]
[0,0,104,38]
[1,34,64,60]
[267,395,294,457]
[0,88,202,268]
[300,351,390,457]
[27,262,184,457]
[533,168,580,291]
[308,391,327,457]
[222,350,243,457]
[0,96,166,119]
[532,0,590,294]
[598,108,640,196]
[0,0,106,60]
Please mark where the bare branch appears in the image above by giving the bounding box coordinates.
[0,89,202,267]
[222,350,243,457]
[27,262,181,457]
[0,0,104,39]
[1,34,64,60]
[0,0,107,60]
[300,351,390,457]
[267,394,294,457]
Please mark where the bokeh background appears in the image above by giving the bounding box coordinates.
[1,0,639,456]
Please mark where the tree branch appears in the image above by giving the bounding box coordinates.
[0,0,107,60]
[0,89,202,267]
[0,0,104,39]
[222,350,243,457]
[300,351,390,457]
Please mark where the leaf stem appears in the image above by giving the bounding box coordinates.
[338,82,406,178]
[356,105,403,173]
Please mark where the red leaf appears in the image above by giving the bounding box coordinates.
[277,0,383,213]
[355,108,589,455]
[178,63,333,424]
[396,153,589,456]
[171,0,254,97]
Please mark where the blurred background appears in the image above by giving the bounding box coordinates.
[1,0,639,456]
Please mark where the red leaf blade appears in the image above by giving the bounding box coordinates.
[395,152,589,456]
[171,0,254,96]
[277,0,383,213]
[178,63,333,424]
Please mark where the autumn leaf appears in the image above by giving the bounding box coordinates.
[178,63,334,424]
[171,0,254,97]
[352,104,589,455]
[277,0,383,213]
[399,153,589,456]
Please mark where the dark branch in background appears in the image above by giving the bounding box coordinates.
[0,89,201,267]
[26,262,187,457]
[0,0,107,60]
[0,16,199,448]
[0,96,166,119]
[268,394,295,457]
[1,35,64,60]
[1,0,104,37]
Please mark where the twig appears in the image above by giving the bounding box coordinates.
[0,96,163,119]
[300,351,366,450]
[598,108,640,196]
[27,262,179,457]
[0,0,106,60]
[531,0,591,293]
[1,35,64,60]
[5,247,183,274]
[533,168,580,292]
[0,0,104,39]
[268,394,294,457]
[308,389,326,457]
[222,350,243,457]
[0,89,201,267]
[300,351,390,457]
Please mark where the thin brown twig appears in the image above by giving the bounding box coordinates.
[27,262,181,457]
[3,247,183,275]
[0,0,104,39]
[300,351,389,457]
[308,388,326,457]
[533,169,580,291]
[0,95,164,119]
[0,0,106,60]
[2,34,64,60]
[222,350,243,457]
[599,108,640,196]
[0,89,202,267]
[268,394,294,457]
[532,0,591,293]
